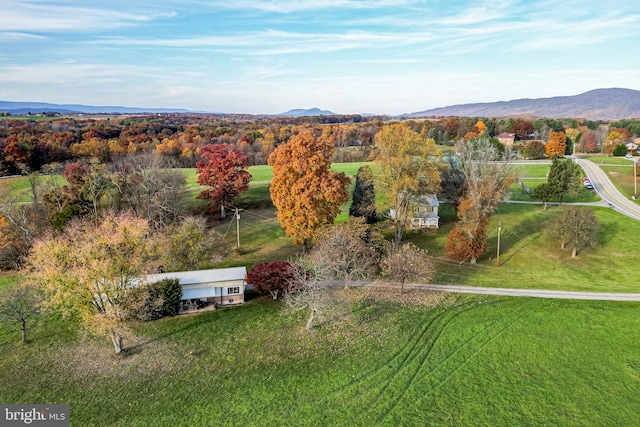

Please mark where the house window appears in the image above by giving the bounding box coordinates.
[227,287,240,295]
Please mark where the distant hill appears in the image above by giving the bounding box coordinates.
[0,100,190,115]
[276,108,336,117]
[408,88,640,120]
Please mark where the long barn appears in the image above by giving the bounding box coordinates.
[145,267,247,312]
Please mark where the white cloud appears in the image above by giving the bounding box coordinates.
[202,0,417,13]
[0,1,176,32]
[0,32,50,41]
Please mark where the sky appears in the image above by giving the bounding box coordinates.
[1,0,639,115]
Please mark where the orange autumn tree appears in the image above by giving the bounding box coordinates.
[268,130,350,252]
[545,132,567,157]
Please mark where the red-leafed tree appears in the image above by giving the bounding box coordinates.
[247,261,297,300]
[196,144,252,217]
[512,119,534,140]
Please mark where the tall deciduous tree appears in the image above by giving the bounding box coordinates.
[268,130,350,251]
[446,138,518,263]
[349,165,377,223]
[373,123,441,243]
[197,144,252,217]
[550,207,599,257]
[545,132,567,157]
[29,212,155,354]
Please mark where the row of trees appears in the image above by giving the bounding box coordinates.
[6,114,635,175]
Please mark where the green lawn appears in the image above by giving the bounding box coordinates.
[1,293,639,426]
[581,155,635,165]
[408,203,640,292]
[600,165,640,204]
[508,163,600,203]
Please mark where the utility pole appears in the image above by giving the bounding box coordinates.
[496,221,502,267]
[634,160,637,199]
[234,208,243,248]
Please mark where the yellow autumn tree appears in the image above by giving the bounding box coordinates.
[603,131,623,155]
[545,132,567,157]
[373,123,441,243]
[268,130,350,251]
[29,212,154,354]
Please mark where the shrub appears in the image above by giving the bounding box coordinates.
[613,144,628,157]
[127,278,181,321]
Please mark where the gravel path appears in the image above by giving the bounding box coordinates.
[351,282,640,301]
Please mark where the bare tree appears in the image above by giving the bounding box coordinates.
[550,207,599,257]
[381,242,434,294]
[309,217,383,290]
[283,256,332,331]
[0,183,44,270]
[110,154,187,227]
[0,282,43,343]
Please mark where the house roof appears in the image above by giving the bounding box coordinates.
[417,194,439,207]
[497,132,515,139]
[145,267,247,286]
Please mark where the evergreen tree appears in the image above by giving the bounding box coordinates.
[349,166,377,223]
[547,158,582,202]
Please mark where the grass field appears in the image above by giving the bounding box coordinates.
[1,292,639,426]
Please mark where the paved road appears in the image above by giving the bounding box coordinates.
[576,158,640,221]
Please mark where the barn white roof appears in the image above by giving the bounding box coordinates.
[145,266,247,286]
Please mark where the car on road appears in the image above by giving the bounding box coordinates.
[585,182,593,189]
[626,154,634,159]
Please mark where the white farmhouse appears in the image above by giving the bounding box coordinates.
[389,193,440,229]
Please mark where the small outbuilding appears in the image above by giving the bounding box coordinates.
[145,267,247,313]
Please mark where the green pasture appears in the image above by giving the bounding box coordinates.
[1,293,639,426]
[600,165,640,204]
[408,203,640,292]
[580,155,635,165]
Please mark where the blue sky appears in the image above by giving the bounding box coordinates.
[1,0,639,115]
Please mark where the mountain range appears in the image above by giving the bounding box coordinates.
[408,88,640,120]
[276,108,336,117]
[2,88,639,119]
[0,101,190,115]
